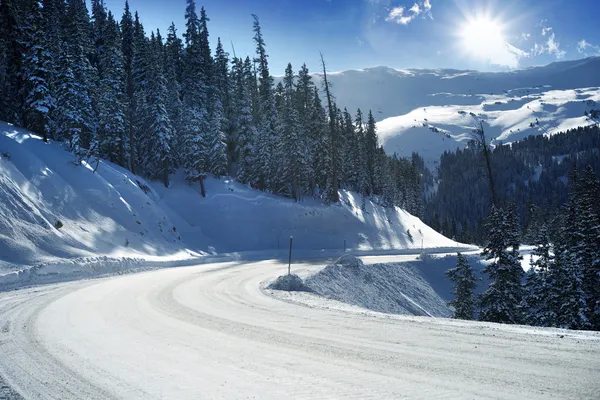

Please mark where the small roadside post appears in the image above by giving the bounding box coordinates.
[344,239,346,253]
[288,236,293,276]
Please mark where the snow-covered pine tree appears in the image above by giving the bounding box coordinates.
[91,0,107,72]
[18,0,55,142]
[544,171,590,329]
[310,87,330,195]
[576,166,600,329]
[205,37,227,178]
[97,11,127,166]
[294,63,316,194]
[280,63,305,200]
[354,109,368,198]
[364,110,378,196]
[251,14,278,191]
[164,23,183,167]
[446,253,477,320]
[181,0,210,195]
[54,0,98,161]
[231,56,258,184]
[549,241,588,329]
[142,30,174,187]
[341,108,361,192]
[319,53,339,203]
[131,12,150,170]
[479,205,524,324]
[214,38,232,171]
[120,0,135,172]
[522,224,555,326]
[0,0,24,125]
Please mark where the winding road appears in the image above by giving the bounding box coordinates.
[1,257,599,399]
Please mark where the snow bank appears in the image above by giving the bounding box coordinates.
[290,254,487,318]
[304,255,450,317]
[268,273,312,292]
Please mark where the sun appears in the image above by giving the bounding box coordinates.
[460,15,506,58]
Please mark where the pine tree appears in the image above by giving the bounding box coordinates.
[97,11,126,165]
[181,0,210,195]
[131,12,149,171]
[164,23,183,167]
[479,206,524,324]
[0,0,22,124]
[446,253,477,320]
[522,225,554,326]
[143,31,174,187]
[310,87,330,195]
[319,53,340,203]
[354,109,368,197]
[279,63,305,199]
[577,166,600,328]
[120,0,135,172]
[294,63,316,193]
[252,14,278,191]
[364,110,378,195]
[214,38,232,169]
[18,0,55,142]
[54,0,98,160]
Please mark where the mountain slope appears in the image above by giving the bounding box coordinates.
[316,57,600,165]
[0,121,463,274]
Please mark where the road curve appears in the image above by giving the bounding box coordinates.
[0,258,599,399]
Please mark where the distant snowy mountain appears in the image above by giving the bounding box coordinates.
[316,57,600,166]
[0,121,463,275]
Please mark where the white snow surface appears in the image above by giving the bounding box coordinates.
[313,57,600,166]
[0,120,466,285]
[0,255,598,399]
[303,255,452,317]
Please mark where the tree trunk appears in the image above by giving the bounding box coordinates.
[320,53,339,203]
[199,175,206,197]
[163,158,169,188]
[479,121,497,206]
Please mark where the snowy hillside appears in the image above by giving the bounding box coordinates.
[0,121,462,275]
[317,57,600,165]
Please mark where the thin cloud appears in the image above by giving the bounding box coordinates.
[532,21,566,59]
[578,39,600,56]
[385,1,433,25]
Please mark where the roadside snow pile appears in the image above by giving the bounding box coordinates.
[268,273,312,292]
[0,256,148,291]
[304,255,453,317]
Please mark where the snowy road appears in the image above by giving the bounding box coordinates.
[1,257,599,399]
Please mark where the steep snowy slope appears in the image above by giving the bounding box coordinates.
[0,121,462,275]
[316,57,600,166]
[0,122,202,273]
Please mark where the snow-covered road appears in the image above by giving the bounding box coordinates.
[1,257,599,399]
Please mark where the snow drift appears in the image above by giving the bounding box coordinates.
[277,254,487,318]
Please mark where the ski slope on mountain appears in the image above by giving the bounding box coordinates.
[318,57,600,166]
[0,121,462,280]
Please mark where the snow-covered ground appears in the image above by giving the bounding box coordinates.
[313,57,600,166]
[1,255,598,399]
[0,120,467,287]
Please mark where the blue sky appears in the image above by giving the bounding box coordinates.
[100,0,600,74]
